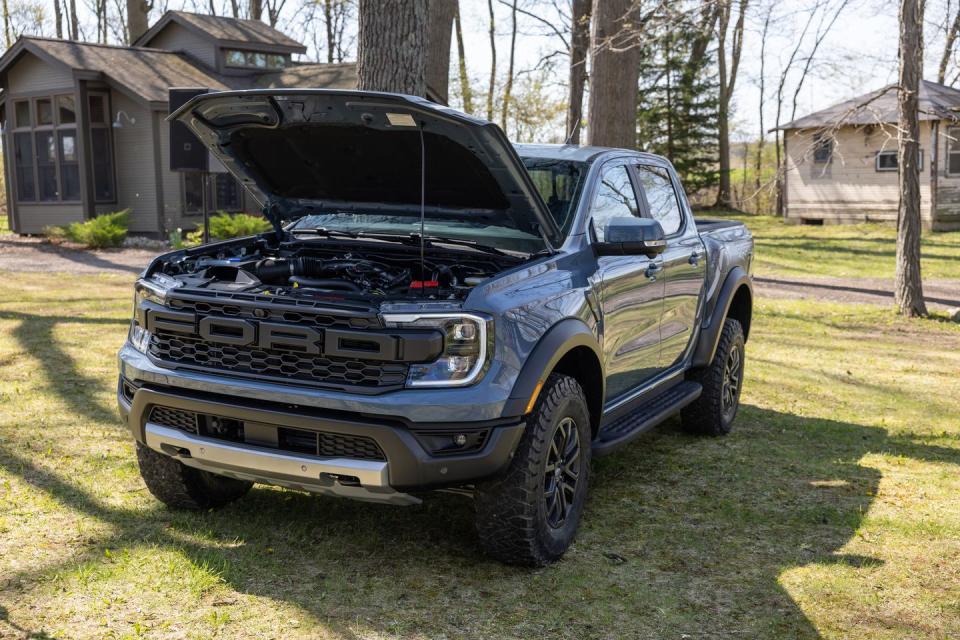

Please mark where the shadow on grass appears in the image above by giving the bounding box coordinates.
[2,402,958,638]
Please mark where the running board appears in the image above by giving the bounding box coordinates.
[593,381,702,456]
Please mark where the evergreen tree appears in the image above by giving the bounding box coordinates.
[636,26,719,195]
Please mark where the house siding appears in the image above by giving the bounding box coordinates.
[111,92,160,233]
[7,53,73,94]
[784,121,960,230]
[15,204,84,233]
[147,23,217,69]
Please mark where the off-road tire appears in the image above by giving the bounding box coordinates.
[136,442,253,510]
[474,373,592,567]
[681,317,745,436]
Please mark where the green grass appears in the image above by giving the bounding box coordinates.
[1,271,959,638]
[703,212,960,279]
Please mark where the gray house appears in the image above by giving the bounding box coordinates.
[0,11,359,235]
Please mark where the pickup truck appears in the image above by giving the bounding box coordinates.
[118,90,753,566]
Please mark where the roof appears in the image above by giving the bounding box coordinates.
[514,143,638,163]
[779,80,960,130]
[0,37,228,104]
[248,62,357,90]
[135,10,306,53]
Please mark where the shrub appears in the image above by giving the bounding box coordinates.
[41,224,68,241]
[64,210,130,249]
[207,212,271,240]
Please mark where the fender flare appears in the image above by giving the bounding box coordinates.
[503,318,604,417]
[691,266,753,368]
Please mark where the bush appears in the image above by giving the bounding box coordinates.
[63,210,130,248]
[207,212,271,240]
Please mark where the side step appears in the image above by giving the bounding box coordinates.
[593,381,702,456]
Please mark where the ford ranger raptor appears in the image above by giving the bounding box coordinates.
[118,89,754,566]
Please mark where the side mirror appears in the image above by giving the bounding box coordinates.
[594,217,666,257]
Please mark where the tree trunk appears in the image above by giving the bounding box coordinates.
[895,0,928,317]
[324,0,335,63]
[54,0,64,38]
[425,0,456,104]
[2,0,10,48]
[586,0,641,148]
[250,0,262,20]
[940,7,960,83]
[454,2,474,114]
[126,0,149,43]
[755,5,771,213]
[500,0,518,131]
[69,0,79,39]
[715,0,748,209]
[486,0,496,121]
[357,0,427,96]
[565,0,590,144]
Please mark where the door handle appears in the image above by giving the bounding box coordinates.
[645,262,662,281]
[689,251,702,266]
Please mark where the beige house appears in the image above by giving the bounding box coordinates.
[0,11,360,236]
[779,80,960,231]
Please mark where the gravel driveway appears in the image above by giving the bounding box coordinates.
[2,233,958,312]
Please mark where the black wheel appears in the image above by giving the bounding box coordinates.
[474,373,592,566]
[681,318,745,436]
[136,442,252,510]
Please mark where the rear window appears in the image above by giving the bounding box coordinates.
[522,158,586,232]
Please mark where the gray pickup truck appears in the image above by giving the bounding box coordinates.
[118,90,753,566]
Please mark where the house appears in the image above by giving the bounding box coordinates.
[778,80,960,231]
[0,11,361,236]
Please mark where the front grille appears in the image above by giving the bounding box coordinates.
[167,297,380,331]
[148,405,386,461]
[149,406,198,433]
[149,332,408,388]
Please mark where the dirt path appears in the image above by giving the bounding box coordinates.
[754,275,960,312]
[2,233,958,312]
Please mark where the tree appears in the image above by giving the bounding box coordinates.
[126,0,149,43]
[939,2,960,83]
[426,0,456,104]
[500,0,518,129]
[715,0,748,208]
[486,0,496,120]
[636,16,719,194]
[565,0,590,144]
[454,1,474,114]
[356,0,427,96]
[250,0,261,20]
[54,0,63,37]
[69,0,78,38]
[587,0,641,148]
[2,0,10,48]
[895,0,928,317]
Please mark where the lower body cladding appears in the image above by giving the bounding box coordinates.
[118,382,525,506]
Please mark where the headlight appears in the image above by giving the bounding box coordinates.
[381,313,491,387]
[128,278,172,353]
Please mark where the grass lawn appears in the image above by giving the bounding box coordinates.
[703,213,960,279]
[1,271,959,639]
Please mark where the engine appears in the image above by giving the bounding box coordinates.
[155,240,520,301]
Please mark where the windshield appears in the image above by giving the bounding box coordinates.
[522,158,587,233]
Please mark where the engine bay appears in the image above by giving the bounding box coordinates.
[153,237,524,301]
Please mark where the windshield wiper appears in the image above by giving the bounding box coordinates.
[291,227,363,239]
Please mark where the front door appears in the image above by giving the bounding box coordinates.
[591,163,665,401]
[632,164,706,368]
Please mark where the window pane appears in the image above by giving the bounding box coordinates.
[213,173,241,211]
[184,173,204,214]
[91,128,115,202]
[267,54,286,68]
[57,95,77,124]
[35,131,58,200]
[251,52,267,68]
[36,98,53,126]
[89,95,106,124]
[226,49,246,66]
[13,132,35,201]
[813,137,832,163]
[14,100,30,128]
[591,165,639,242]
[877,152,898,170]
[635,165,682,235]
[58,130,80,200]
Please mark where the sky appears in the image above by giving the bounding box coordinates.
[18,0,948,142]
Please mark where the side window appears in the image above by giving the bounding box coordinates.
[635,165,683,236]
[590,165,640,242]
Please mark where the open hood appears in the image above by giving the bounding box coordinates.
[169,89,561,249]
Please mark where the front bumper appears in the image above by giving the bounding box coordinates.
[119,380,525,505]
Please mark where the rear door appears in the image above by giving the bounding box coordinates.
[632,163,706,369]
[592,162,665,401]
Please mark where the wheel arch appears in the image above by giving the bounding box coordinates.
[506,318,604,435]
[691,267,753,368]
